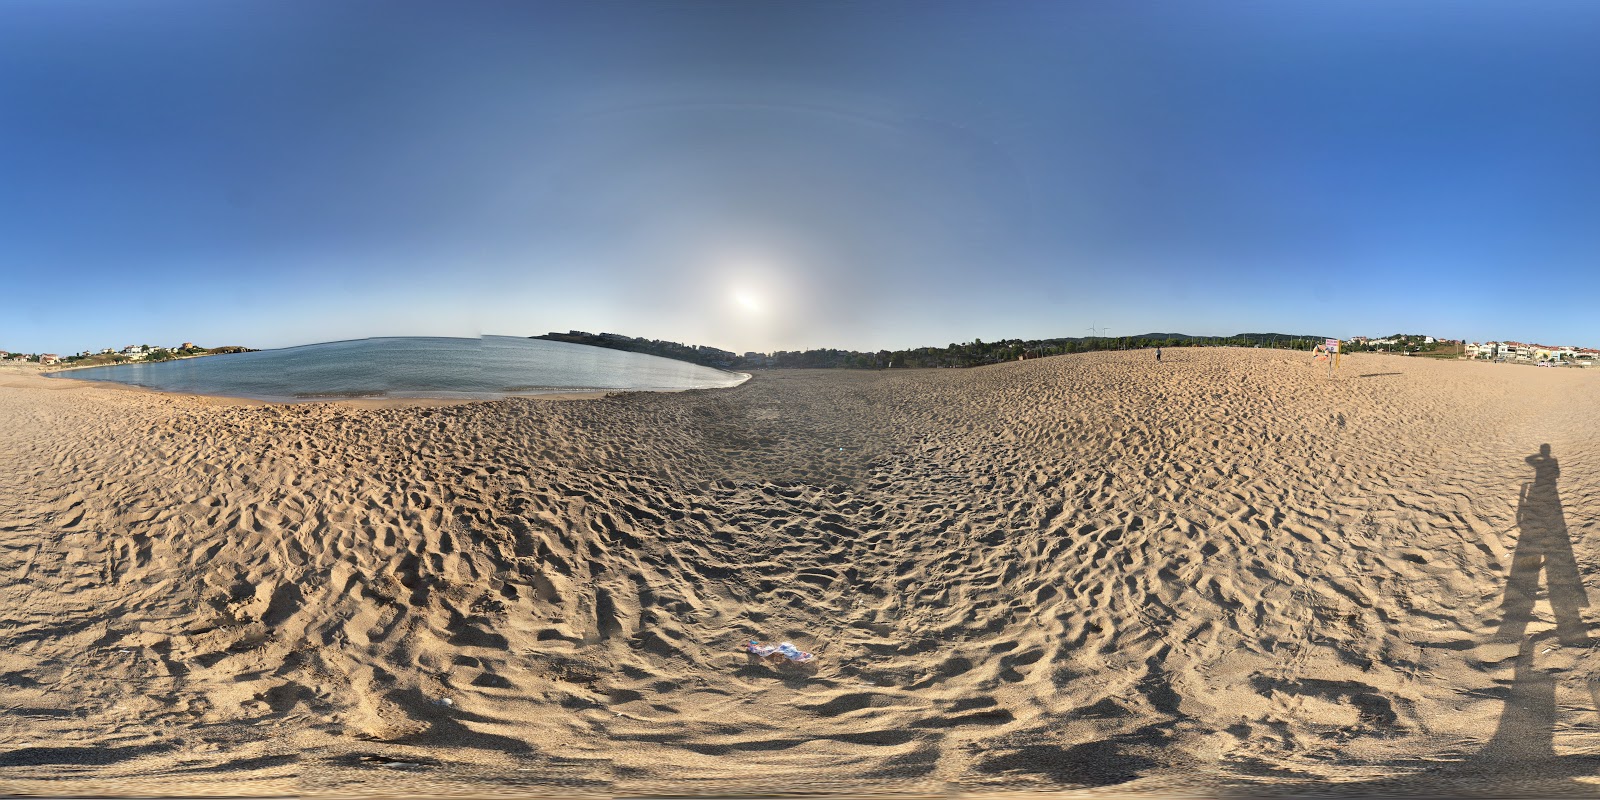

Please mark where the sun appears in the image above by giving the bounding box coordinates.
[732,289,762,314]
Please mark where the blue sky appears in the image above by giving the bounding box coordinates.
[4,1,1599,354]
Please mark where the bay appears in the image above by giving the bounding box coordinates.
[52,336,749,401]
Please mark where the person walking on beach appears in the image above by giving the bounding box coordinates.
[1155,347,1162,363]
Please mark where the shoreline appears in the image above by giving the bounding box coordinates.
[30,361,752,408]
[40,348,254,373]
[33,370,620,407]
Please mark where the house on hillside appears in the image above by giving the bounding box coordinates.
[39,354,60,365]
[1529,344,1573,363]
[1500,342,1533,361]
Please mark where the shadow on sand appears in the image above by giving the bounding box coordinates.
[1220,444,1600,797]
[1471,444,1600,781]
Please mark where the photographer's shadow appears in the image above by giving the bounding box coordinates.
[1494,444,1587,648]
[1220,444,1600,796]
[1476,444,1599,771]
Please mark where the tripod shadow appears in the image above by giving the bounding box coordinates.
[1494,444,1587,647]
[1217,444,1600,796]
[1478,443,1597,768]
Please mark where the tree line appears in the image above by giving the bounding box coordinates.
[534,331,1332,371]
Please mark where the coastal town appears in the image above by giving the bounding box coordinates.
[0,342,251,367]
[1344,334,1600,365]
[1461,340,1600,364]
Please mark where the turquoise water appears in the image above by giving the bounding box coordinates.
[52,336,749,401]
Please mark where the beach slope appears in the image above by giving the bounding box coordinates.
[2,351,1598,796]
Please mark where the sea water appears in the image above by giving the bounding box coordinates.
[52,336,749,401]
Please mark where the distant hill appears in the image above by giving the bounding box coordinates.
[1119,332,1326,346]
[534,330,1332,371]
[56,344,257,368]
[535,331,742,369]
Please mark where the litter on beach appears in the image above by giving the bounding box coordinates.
[745,640,815,663]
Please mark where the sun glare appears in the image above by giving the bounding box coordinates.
[733,290,762,313]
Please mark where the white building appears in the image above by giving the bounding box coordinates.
[1500,342,1534,361]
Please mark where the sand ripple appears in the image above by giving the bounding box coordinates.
[2,351,1598,795]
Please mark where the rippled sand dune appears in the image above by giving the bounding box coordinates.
[3,350,1599,797]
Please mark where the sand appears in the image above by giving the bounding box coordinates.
[3,350,1599,797]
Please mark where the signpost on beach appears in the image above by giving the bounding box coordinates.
[1313,337,1340,376]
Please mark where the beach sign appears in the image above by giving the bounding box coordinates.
[1313,338,1341,374]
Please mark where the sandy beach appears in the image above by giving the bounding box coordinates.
[3,349,1599,797]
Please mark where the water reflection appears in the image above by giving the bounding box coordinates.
[49,336,748,401]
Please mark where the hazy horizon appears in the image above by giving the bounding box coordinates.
[5,1,1600,355]
[14,327,1458,360]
